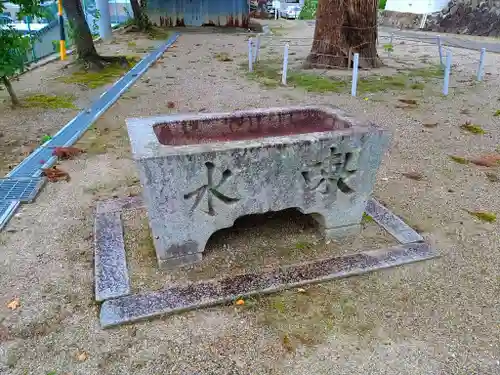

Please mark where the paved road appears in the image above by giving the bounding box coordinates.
[385,28,500,54]
[306,21,500,53]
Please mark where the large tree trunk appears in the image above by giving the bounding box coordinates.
[307,0,382,69]
[63,0,127,69]
[130,0,151,30]
[62,0,98,60]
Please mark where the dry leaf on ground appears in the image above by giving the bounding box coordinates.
[76,351,88,361]
[6,298,20,310]
[469,154,500,167]
[402,172,424,181]
[422,122,438,128]
[466,210,497,223]
[398,99,418,105]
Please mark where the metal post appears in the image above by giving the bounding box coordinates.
[254,34,261,63]
[437,35,443,66]
[57,0,66,60]
[25,16,37,62]
[351,53,359,97]
[248,38,253,72]
[443,50,452,96]
[282,43,289,85]
[477,47,486,81]
[113,0,119,24]
[96,0,113,40]
[388,33,393,58]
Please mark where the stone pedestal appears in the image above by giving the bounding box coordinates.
[127,106,390,269]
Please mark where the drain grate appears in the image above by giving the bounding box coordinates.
[0,177,46,202]
[0,200,20,230]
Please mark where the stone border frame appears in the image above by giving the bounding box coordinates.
[94,196,437,328]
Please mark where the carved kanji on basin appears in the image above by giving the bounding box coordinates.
[127,106,390,269]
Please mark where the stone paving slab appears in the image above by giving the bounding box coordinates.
[94,210,130,302]
[365,198,424,244]
[95,195,144,214]
[100,242,438,328]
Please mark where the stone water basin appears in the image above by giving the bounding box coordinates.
[127,106,390,269]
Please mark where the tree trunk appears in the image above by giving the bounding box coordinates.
[130,0,151,31]
[63,0,127,69]
[1,76,20,107]
[307,0,382,69]
[62,0,98,61]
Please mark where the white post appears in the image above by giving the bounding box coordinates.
[476,47,486,81]
[351,53,359,97]
[437,35,443,66]
[282,43,289,85]
[254,34,261,63]
[248,38,253,72]
[96,0,113,40]
[388,33,393,58]
[443,50,452,96]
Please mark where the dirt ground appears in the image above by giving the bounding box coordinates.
[0,20,499,374]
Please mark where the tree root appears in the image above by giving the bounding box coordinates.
[79,54,130,71]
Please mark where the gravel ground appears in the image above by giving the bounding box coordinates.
[0,20,499,374]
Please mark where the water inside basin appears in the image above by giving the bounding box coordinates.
[153,108,352,146]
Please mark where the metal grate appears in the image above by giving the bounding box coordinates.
[0,200,20,231]
[0,177,46,203]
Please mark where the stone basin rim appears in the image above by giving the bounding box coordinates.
[126,106,383,159]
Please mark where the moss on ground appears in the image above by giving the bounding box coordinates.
[59,57,139,89]
[214,52,233,62]
[243,60,445,94]
[148,27,171,40]
[23,94,77,109]
[241,286,375,350]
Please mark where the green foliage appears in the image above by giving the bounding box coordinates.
[379,0,387,9]
[383,43,393,53]
[0,27,31,78]
[92,9,101,37]
[298,0,318,20]
[52,40,70,53]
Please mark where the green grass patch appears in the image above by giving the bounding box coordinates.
[466,210,496,223]
[148,27,171,40]
[243,60,443,94]
[214,52,233,62]
[460,123,485,134]
[23,94,77,109]
[449,155,469,164]
[59,57,139,89]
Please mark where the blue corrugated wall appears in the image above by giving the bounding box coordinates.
[147,0,249,28]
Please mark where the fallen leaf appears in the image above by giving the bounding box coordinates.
[7,298,20,310]
[469,154,500,167]
[76,351,88,362]
[402,172,424,181]
[493,109,500,117]
[422,122,438,128]
[167,101,175,109]
[42,166,70,182]
[398,99,418,105]
[297,288,306,293]
[485,172,499,182]
[460,121,485,134]
[282,334,294,352]
[51,146,85,159]
[235,299,245,306]
[449,155,469,165]
[466,210,496,223]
